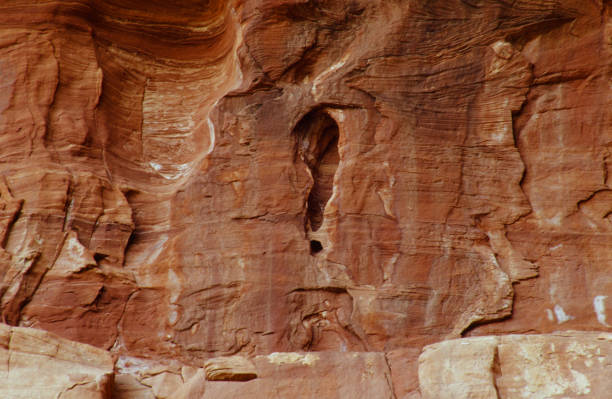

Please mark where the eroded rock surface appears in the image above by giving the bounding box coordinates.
[0,0,610,398]
[112,351,394,399]
[204,355,257,381]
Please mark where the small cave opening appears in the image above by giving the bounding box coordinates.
[310,240,323,254]
[294,109,340,236]
[93,253,108,263]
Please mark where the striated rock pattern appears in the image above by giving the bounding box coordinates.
[0,0,611,397]
[203,355,257,381]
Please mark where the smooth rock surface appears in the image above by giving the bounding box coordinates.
[0,323,113,399]
[419,332,612,399]
[202,351,395,399]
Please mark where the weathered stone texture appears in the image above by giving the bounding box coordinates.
[419,332,612,399]
[111,351,394,399]
[0,0,610,397]
[0,323,113,399]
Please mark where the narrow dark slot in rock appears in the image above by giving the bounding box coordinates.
[294,109,340,239]
[307,132,338,232]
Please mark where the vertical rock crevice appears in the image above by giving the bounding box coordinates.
[293,109,340,254]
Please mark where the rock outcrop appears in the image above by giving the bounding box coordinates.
[0,0,610,397]
[0,324,113,399]
[113,348,394,398]
[204,355,257,381]
[419,332,612,399]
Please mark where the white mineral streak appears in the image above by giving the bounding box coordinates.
[554,304,574,324]
[267,352,319,366]
[594,295,610,327]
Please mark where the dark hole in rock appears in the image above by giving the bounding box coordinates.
[310,240,323,254]
[294,109,340,233]
[93,253,108,263]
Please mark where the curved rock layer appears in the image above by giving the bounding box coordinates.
[0,0,611,398]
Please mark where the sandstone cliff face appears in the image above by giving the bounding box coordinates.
[0,0,611,397]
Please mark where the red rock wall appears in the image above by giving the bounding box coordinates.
[0,0,610,397]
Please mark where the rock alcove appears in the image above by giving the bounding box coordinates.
[293,109,340,255]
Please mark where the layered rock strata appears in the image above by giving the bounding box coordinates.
[0,0,610,398]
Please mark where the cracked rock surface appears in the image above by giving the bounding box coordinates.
[419,332,612,399]
[0,0,611,397]
[0,323,114,399]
